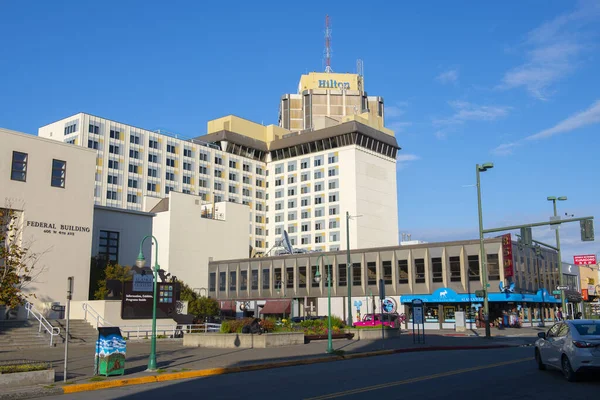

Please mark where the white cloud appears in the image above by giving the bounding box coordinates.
[434,100,511,126]
[492,99,600,155]
[387,121,412,133]
[385,106,405,118]
[499,1,600,100]
[436,69,459,85]
[396,153,420,170]
[434,130,448,140]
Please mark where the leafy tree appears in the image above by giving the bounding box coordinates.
[94,263,133,300]
[0,208,46,308]
[179,282,219,318]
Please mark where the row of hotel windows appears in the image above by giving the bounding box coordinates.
[209,255,501,292]
[272,154,338,175]
[87,123,266,174]
[274,169,338,186]
[10,151,67,188]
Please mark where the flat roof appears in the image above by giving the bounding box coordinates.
[193,130,269,152]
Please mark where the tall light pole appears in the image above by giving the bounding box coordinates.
[345,212,362,326]
[476,162,493,338]
[314,253,333,354]
[547,196,567,315]
[136,235,160,372]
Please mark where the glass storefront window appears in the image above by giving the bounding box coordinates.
[425,305,438,322]
[444,306,456,322]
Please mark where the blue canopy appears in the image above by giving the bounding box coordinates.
[399,287,559,304]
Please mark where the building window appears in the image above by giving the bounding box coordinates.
[328,168,338,177]
[301,223,309,232]
[468,255,480,281]
[450,256,461,282]
[166,172,175,181]
[298,266,307,288]
[147,183,157,192]
[382,261,392,284]
[127,194,137,203]
[184,148,192,158]
[288,176,295,184]
[398,260,408,284]
[275,178,282,186]
[352,263,361,286]
[431,257,443,283]
[183,162,192,171]
[415,258,425,283]
[88,140,99,149]
[329,206,338,215]
[10,151,28,182]
[229,160,237,168]
[229,172,237,181]
[310,265,319,288]
[149,139,158,149]
[219,272,226,291]
[301,160,309,169]
[166,158,175,167]
[288,163,296,172]
[314,158,322,167]
[286,267,294,289]
[487,254,500,281]
[127,179,138,188]
[148,168,157,177]
[315,196,323,205]
[262,269,270,289]
[301,173,309,182]
[315,183,323,192]
[167,144,176,154]
[328,154,338,164]
[129,149,139,159]
[109,129,120,139]
[215,169,223,178]
[229,271,237,291]
[215,156,223,165]
[148,154,158,163]
[184,176,192,185]
[98,230,119,263]
[89,123,100,134]
[130,135,140,144]
[314,171,323,179]
[301,198,310,207]
[128,164,139,174]
[108,160,119,169]
[209,273,216,292]
[240,270,248,291]
[49,159,67,188]
[199,166,208,175]
[243,163,251,172]
[329,220,338,229]
[251,270,258,290]
[338,264,347,286]
[328,194,338,202]
[328,181,338,190]
[367,262,377,285]
[288,188,296,196]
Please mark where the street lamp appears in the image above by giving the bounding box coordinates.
[136,235,160,372]
[547,196,567,315]
[275,280,286,319]
[314,253,333,354]
[476,162,493,338]
[345,212,363,326]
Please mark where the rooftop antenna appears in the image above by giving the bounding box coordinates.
[356,59,363,77]
[324,15,333,73]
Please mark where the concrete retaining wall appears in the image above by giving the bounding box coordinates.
[0,369,55,388]
[347,328,402,340]
[183,332,305,348]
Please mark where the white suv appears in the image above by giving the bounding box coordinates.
[534,320,600,381]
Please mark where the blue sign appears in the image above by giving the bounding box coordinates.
[400,287,558,304]
[353,300,363,310]
[382,298,396,313]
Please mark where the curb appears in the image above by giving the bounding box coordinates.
[61,344,514,394]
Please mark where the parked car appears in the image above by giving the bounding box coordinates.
[534,320,600,381]
[353,313,402,328]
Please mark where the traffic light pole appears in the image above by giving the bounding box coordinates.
[481,216,594,234]
[552,202,567,317]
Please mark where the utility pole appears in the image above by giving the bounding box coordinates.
[63,277,73,382]
[548,197,568,316]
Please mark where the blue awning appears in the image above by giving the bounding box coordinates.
[399,287,559,304]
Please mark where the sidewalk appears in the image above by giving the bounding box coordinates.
[0,331,537,399]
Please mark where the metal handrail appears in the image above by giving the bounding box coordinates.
[82,303,114,328]
[25,302,61,346]
[119,323,221,339]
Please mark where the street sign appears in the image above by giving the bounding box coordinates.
[556,285,569,290]
[574,254,597,266]
[475,290,486,297]
[378,279,386,300]
[412,299,424,324]
[552,290,561,295]
[133,273,153,292]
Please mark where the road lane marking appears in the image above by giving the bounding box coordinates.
[305,357,532,400]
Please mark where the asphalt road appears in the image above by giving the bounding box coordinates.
[47,347,600,400]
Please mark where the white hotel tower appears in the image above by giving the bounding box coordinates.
[38,74,401,255]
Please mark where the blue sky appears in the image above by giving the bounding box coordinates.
[0,0,598,262]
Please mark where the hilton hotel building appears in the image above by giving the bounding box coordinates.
[38,72,400,256]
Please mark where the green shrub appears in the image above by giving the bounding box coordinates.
[0,362,49,374]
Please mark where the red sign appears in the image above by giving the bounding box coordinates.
[574,254,597,265]
[502,233,514,278]
[582,289,589,301]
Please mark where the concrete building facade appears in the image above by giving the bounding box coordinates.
[0,128,96,308]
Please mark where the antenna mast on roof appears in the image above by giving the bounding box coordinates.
[324,15,333,73]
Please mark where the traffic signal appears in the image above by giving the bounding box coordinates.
[581,219,595,242]
[520,227,533,246]
[535,245,541,257]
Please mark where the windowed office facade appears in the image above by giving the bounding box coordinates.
[209,238,560,327]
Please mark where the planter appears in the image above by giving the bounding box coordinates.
[347,328,402,340]
[304,333,354,343]
[0,369,55,388]
[183,332,305,348]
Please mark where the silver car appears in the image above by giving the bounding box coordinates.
[535,320,600,381]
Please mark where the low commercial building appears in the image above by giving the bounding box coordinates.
[208,237,561,329]
[0,128,96,314]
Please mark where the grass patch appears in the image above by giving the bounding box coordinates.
[0,362,49,374]
[43,384,56,388]
[156,368,168,374]
[330,349,346,356]
[88,376,106,382]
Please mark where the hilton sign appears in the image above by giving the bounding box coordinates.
[318,79,351,90]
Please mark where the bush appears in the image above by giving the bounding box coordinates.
[299,318,344,335]
[220,318,255,333]
[0,362,49,374]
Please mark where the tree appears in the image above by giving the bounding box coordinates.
[94,263,133,300]
[179,282,220,318]
[0,208,47,309]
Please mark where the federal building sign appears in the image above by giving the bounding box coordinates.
[26,220,91,237]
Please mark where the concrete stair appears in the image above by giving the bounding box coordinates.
[50,319,98,345]
[0,320,56,351]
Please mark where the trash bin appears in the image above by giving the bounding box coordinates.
[95,327,126,376]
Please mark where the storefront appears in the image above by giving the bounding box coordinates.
[400,287,560,330]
